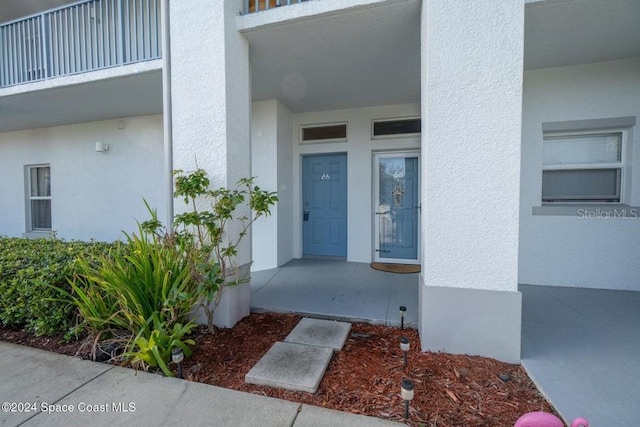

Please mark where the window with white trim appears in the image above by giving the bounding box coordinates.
[542,130,625,203]
[27,165,52,231]
[372,117,421,139]
[300,123,347,144]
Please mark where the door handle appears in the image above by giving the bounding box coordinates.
[303,210,309,222]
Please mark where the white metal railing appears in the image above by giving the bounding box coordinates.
[0,0,161,88]
[244,0,309,14]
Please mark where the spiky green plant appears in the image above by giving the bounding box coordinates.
[54,219,198,372]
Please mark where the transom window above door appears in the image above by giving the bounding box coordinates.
[542,130,626,203]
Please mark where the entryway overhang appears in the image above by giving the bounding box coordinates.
[241,0,421,114]
[243,0,640,116]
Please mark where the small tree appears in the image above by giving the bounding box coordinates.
[161,169,277,334]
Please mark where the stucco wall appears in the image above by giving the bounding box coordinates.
[170,0,252,266]
[420,0,523,293]
[0,115,164,241]
[276,101,294,266]
[292,103,421,263]
[251,101,279,270]
[520,57,640,290]
[418,0,524,363]
[251,100,295,271]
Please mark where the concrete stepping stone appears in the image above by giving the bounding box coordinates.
[245,341,333,393]
[284,317,351,352]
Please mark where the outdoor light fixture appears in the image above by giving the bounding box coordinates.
[401,379,415,420]
[400,336,410,368]
[95,141,109,153]
[399,306,407,330]
[171,347,184,379]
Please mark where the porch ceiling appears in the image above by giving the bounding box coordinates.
[0,70,162,133]
[247,0,640,114]
[524,0,640,70]
[245,0,422,113]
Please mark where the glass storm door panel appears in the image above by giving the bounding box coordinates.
[375,155,419,262]
[302,153,348,257]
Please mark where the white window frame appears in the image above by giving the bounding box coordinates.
[371,116,421,140]
[299,122,348,144]
[542,129,627,204]
[26,164,52,232]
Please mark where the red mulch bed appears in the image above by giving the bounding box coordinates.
[1,313,557,426]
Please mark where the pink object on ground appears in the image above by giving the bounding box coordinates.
[514,411,589,427]
[570,418,589,427]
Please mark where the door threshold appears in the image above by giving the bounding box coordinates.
[302,255,347,260]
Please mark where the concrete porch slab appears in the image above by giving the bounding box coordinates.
[245,342,333,393]
[284,318,352,352]
[250,259,420,328]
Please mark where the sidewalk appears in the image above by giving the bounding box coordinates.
[0,342,401,427]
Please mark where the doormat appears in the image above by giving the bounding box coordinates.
[370,263,421,274]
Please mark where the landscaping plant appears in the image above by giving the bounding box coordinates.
[0,237,116,337]
[143,169,278,334]
[59,170,276,374]
[60,219,198,374]
[127,313,195,376]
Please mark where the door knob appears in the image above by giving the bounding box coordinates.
[303,210,309,221]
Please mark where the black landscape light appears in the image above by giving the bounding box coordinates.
[400,379,415,420]
[171,347,184,379]
[399,306,407,330]
[400,336,410,368]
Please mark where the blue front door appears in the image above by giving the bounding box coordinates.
[302,154,347,257]
[375,154,419,261]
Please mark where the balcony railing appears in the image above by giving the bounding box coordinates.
[0,0,161,88]
[244,0,309,15]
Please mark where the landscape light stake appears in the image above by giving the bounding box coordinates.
[171,348,184,379]
[400,336,410,368]
[399,306,406,330]
[401,379,414,420]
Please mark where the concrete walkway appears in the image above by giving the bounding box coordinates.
[246,318,351,393]
[0,342,401,427]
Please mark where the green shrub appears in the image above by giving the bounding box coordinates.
[128,313,195,376]
[66,222,198,335]
[0,237,117,336]
[167,170,277,333]
[60,220,199,376]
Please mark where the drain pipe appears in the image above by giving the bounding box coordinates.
[161,0,174,231]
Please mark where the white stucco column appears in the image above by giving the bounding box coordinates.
[251,100,294,271]
[419,0,524,363]
[170,0,251,326]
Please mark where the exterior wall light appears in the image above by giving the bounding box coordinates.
[95,141,109,153]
